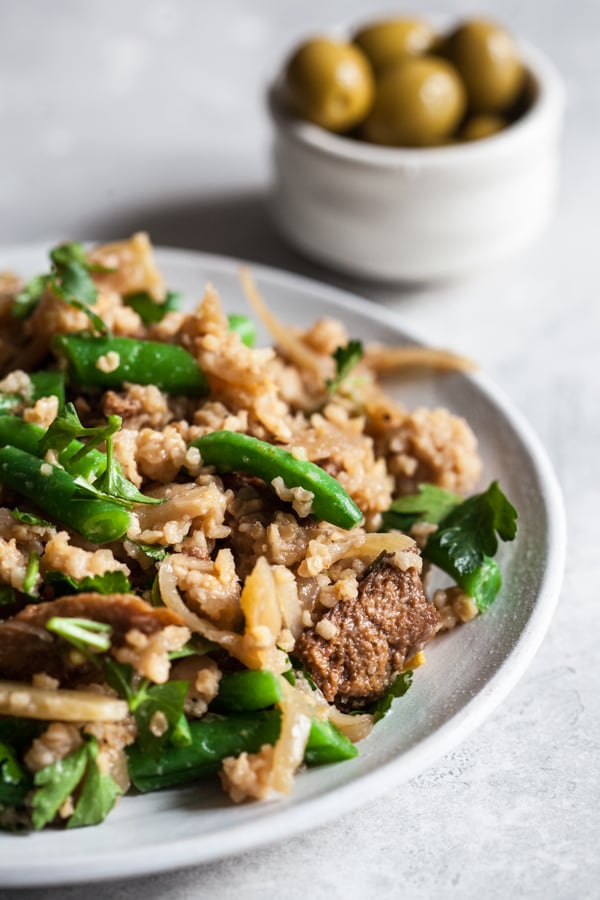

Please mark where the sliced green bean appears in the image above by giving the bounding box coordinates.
[52,334,208,397]
[303,718,358,766]
[30,371,66,410]
[127,710,357,793]
[0,394,20,415]
[0,372,64,418]
[190,431,363,530]
[212,670,283,712]
[0,445,130,543]
[0,418,107,481]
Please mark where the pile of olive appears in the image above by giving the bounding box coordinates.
[283,17,528,147]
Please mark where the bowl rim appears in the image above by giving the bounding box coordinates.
[268,40,566,169]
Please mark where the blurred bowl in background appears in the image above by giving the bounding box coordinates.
[267,40,565,283]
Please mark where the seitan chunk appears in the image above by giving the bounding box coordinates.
[296,559,439,707]
[0,592,183,682]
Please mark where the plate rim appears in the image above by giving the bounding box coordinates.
[0,244,566,887]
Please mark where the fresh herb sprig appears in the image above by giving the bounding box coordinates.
[326,340,364,396]
[104,660,191,757]
[12,242,111,332]
[40,402,161,508]
[31,736,122,830]
[383,481,518,610]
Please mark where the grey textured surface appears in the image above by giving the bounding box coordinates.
[0,0,598,897]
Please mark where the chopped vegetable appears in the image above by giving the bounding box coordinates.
[0,446,131,543]
[52,334,209,397]
[104,660,190,757]
[191,431,363,530]
[367,670,413,723]
[124,289,182,323]
[212,669,283,712]
[32,736,122,830]
[45,570,132,597]
[383,481,518,609]
[127,710,357,793]
[12,241,111,324]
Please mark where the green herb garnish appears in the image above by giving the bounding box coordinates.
[104,660,191,757]
[12,242,112,331]
[383,481,518,611]
[326,340,364,395]
[124,290,181,324]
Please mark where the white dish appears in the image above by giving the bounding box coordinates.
[269,40,566,282]
[0,246,565,887]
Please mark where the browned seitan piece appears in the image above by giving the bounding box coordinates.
[0,593,183,681]
[295,559,440,707]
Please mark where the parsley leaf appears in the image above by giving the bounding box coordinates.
[39,402,118,458]
[104,660,190,757]
[45,569,132,596]
[40,403,161,508]
[382,481,518,611]
[12,274,49,318]
[57,260,98,307]
[426,481,518,578]
[92,430,161,507]
[12,508,54,527]
[66,737,122,829]
[31,736,122,830]
[381,483,463,533]
[368,671,413,723]
[134,542,168,562]
[12,242,110,326]
[326,340,364,395]
[31,743,88,830]
[124,290,181,324]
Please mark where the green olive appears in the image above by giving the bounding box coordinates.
[284,38,374,132]
[459,114,507,141]
[443,19,525,114]
[362,57,467,148]
[353,18,437,74]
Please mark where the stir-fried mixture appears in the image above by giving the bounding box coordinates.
[0,235,517,831]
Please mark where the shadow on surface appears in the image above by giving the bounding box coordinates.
[93,190,420,306]
[94,191,319,276]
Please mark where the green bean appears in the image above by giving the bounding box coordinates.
[0,394,20,415]
[0,418,107,481]
[0,372,65,417]
[227,314,256,348]
[190,431,363,530]
[52,334,209,397]
[212,670,283,712]
[303,718,358,766]
[127,710,357,792]
[0,445,130,543]
[30,371,65,410]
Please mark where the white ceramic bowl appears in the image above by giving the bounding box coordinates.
[268,42,566,283]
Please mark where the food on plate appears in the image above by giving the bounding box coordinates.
[0,235,517,831]
[281,15,528,146]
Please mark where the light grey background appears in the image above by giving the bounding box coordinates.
[0,0,598,897]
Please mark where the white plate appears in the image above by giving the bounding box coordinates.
[0,246,566,887]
